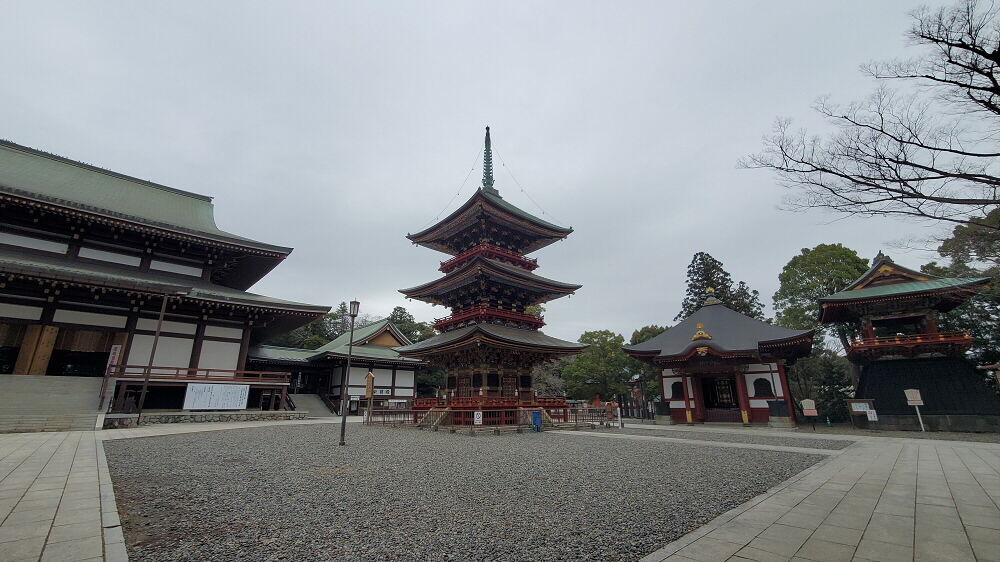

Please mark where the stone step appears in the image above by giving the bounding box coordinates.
[0,375,102,432]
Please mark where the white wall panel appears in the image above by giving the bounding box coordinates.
[396,387,414,397]
[204,325,243,339]
[53,309,127,329]
[0,232,68,253]
[349,366,370,385]
[150,260,203,277]
[394,370,415,387]
[136,318,197,334]
[0,303,42,320]
[668,400,686,409]
[198,340,241,372]
[127,334,193,369]
[79,247,142,266]
[749,399,772,408]
[373,368,393,386]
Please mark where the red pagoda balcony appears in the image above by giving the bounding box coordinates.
[434,305,545,332]
[847,331,973,361]
[439,243,539,273]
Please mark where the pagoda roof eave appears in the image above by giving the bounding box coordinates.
[818,277,991,323]
[395,323,586,356]
[399,256,581,301]
[406,188,572,255]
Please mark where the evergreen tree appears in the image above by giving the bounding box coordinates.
[562,330,641,401]
[785,344,854,421]
[629,325,669,398]
[675,252,764,320]
[387,306,436,343]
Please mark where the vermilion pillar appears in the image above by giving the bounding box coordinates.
[778,362,797,422]
[690,375,706,422]
[734,373,751,425]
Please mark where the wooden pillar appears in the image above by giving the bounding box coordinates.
[268,388,277,410]
[13,325,43,375]
[681,375,693,424]
[188,320,206,373]
[690,375,705,422]
[778,362,797,422]
[236,322,252,371]
[734,372,751,425]
[279,387,287,410]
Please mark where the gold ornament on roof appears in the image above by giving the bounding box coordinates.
[696,346,710,356]
[692,322,712,341]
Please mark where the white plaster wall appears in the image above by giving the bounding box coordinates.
[53,309,127,329]
[127,334,193,369]
[136,318,197,334]
[373,368,393,386]
[0,303,42,320]
[198,340,241,372]
[0,232,68,253]
[396,387,414,397]
[78,247,142,267]
[150,260,203,277]
[395,370,415,387]
[204,325,243,339]
[349,366,370,385]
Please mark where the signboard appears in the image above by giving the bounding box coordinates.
[803,409,819,417]
[866,410,879,422]
[904,389,924,406]
[372,388,391,396]
[182,383,249,410]
[365,372,375,398]
[105,344,122,374]
[473,411,483,425]
[800,399,816,411]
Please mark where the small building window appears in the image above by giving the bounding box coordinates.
[753,378,774,397]
[671,381,684,399]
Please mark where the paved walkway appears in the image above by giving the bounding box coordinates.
[1,419,998,561]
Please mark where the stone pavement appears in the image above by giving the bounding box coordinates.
[2,419,998,561]
[626,426,1000,562]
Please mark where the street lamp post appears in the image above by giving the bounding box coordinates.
[339,300,360,446]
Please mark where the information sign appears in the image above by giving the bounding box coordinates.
[850,402,869,412]
[800,399,816,411]
[803,409,819,417]
[473,411,483,425]
[105,344,122,374]
[904,389,924,406]
[182,383,249,410]
[866,410,879,422]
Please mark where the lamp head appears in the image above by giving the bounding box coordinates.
[349,300,360,318]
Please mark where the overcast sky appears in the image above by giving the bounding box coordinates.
[1,1,950,341]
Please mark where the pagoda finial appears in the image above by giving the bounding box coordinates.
[482,126,497,195]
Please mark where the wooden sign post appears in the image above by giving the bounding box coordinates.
[801,398,818,430]
[364,371,375,425]
[846,399,877,428]
[904,389,925,432]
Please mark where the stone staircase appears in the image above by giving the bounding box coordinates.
[0,375,103,433]
[290,393,336,418]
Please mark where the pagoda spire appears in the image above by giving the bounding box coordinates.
[482,126,498,195]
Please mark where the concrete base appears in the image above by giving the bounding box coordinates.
[654,416,675,425]
[102,410,307,429]
[858,414,1000,433]
[768,416,796,429]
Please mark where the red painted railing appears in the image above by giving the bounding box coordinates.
[434,305,545,331]
[439,243,538,273]
[850,331,972,348]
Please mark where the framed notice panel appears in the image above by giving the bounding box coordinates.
[183,383,250,410]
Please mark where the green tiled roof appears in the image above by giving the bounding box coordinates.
[0,140,290,253]
[819,278,990,302]
[395,323,586,354]
[248,345,316,363]
[0,246,329,314]
[308,319,424,364]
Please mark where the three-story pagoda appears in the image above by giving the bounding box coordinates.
[397,128,584,416]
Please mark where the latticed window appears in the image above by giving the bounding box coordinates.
[753,378,774,397]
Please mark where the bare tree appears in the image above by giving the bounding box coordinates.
[742,0,1000,230]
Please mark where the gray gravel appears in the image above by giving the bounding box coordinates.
[104,425,823,561]
[596,427,854,450]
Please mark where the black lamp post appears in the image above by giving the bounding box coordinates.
[339,300,360,446]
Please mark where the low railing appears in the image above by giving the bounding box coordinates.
[367,409,427,425]
[365,406,611,428]
[439,243,539,273]
[414,395,567,408]
[434,305,545,332]
[851,330,972,347]
[99,365,291,410]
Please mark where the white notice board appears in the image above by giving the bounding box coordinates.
[183,383,250,410]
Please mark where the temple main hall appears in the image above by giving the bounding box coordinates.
[396,128,585,423]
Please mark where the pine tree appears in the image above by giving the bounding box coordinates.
[675,252,764,320]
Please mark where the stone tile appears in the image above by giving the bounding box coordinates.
[13,496,61,511]
[40,535,103,562]
[971,539,1000,562]
[104,541,129,562]
[735,545,791,562]
[56,497,100,512]
[675,537,743,561]
[822,512,869,531]
[47,520,102,544]
[3,506,56,525]
[861,513,913,547]
[777,509,827,530]
[914,537,975,562]
[0,520,51,543]
[53,507,99,526]
[1,536,46,560]
[967,524,1000,545]
[103,524,124,545]
[811,524,863,547]
[746,524,813,557]
[794,537,856,562]
[957,504,1000,530]
[854,537,913,562]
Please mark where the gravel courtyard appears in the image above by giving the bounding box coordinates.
[104,425,825,561]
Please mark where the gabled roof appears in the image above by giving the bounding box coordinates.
[308,319,424,364]
[0,139,291,255]
[625,298,813,362]
[248,345,317,364]
[407,188,573,255]
[395,322,586,356]
[399,255,580,304]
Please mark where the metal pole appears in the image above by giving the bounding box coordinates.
[914,405,926,432]
[137,294,169,416]
[339,313,357,446]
